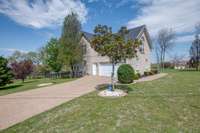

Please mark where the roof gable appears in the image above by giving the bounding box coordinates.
[82,32,94,42]
[82,25,152,49]
[126,25,145,39]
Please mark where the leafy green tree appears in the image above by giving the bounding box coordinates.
[8,50,25,63]
[24,51,40,65]
[35,64,50,74]
[59,13,82,74]
[8,50,42,65]
[0,56,13,86]
[44,38,62,72]
[91,25,140,90]
[37,47,47,65]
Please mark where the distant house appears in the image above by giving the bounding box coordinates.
[174,60,188,70]
[79,25,152,77]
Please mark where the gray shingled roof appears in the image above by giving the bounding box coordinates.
[82,31,94,40]
[82,25,145,41]
[82,25,152,49]
[126,25,145,40]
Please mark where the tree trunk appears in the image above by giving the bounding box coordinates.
[163,51,166,71]
[70,64,75,78]
[160,48,165,72]
[156,50,160,72]
[111,63,115,91]
[197,47,200,71]
[197,56,199,71]
[160,50,163,72]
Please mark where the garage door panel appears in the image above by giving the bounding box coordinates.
[99,63,119,77]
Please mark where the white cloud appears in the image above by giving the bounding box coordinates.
[115,0,131,8]
[0,48,28,53]
[0,0,88,28]
[127,0,200,36]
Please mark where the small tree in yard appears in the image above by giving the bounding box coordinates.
[0,56,13,86]
[11,60,34,82]
[25,51,41,65]
[91,25,140,90]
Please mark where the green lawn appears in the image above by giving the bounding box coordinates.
[0,78,75,96]
[1,71,200,132]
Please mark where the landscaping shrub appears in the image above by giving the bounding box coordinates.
[151,69,158,74]
[144,71,151,76]
[144,69,158,76]
[149,71,154,75]
[117,64,135,84]
[133,73,140,80]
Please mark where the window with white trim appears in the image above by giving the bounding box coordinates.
[139,36,145,54]
[82,44,87,55]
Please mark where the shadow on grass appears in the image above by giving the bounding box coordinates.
[0,84,23,90]
[96,84,133,93]
[115,85,133,93]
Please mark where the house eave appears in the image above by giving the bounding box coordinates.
[136,26,153,50]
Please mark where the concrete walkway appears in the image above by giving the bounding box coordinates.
[136,73,168,83]
[0,76,110,130]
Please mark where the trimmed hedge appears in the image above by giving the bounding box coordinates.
[133,73,141,80]
[117,64,135,84]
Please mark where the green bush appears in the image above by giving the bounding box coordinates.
[144,69,158,76]
[144,71,151,76]
[117,64,135,84]
[151,69,158,74]
[133,73,140,80]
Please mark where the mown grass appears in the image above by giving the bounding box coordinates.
[1,71,200,132]
[0,78,75,96]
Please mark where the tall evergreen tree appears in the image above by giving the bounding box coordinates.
[0,56,13,86]
[59,13,82,74]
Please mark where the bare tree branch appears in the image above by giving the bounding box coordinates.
[156,28,176,71]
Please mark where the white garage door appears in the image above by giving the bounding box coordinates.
[99,63,119,77]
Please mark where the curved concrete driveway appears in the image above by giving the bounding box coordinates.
[0,76,110,130]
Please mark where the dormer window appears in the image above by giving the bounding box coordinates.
[139,36,145,54]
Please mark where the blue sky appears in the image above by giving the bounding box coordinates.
[0,0,199,62]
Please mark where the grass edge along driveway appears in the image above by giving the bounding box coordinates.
[0,78,76,96]
[1,71,200,133]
